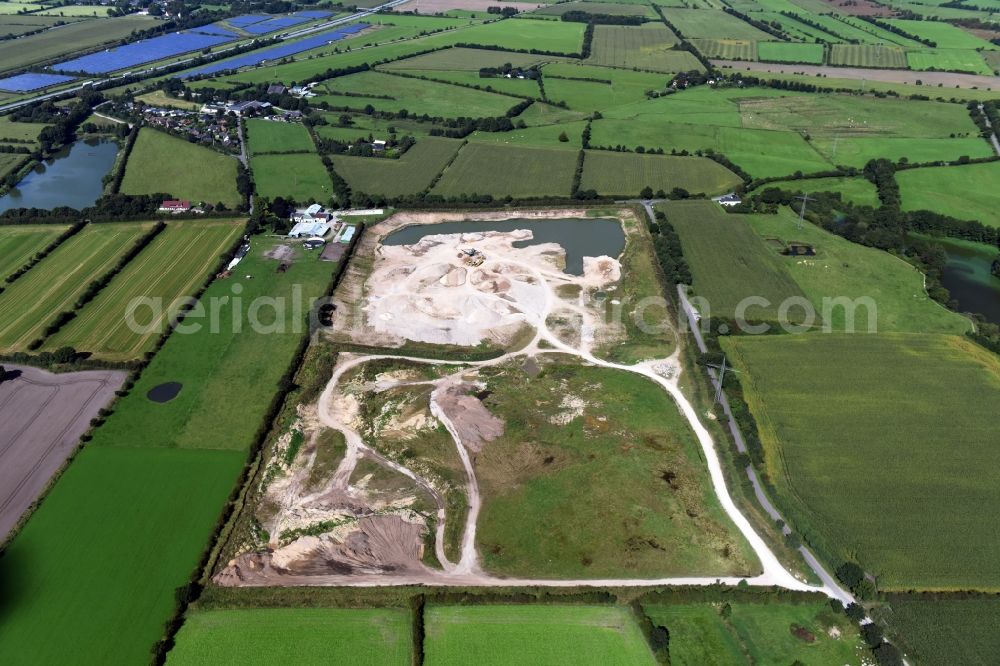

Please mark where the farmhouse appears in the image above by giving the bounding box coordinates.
[714,193,742,207]
[226,100,271,117]
[158,199,191,213]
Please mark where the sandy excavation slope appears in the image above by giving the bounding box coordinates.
[0,364,126,540]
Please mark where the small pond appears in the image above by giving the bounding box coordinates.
[935,237,1000,324]
[0,138,119,213]
[147,382,183,404]
[382,218,626,276]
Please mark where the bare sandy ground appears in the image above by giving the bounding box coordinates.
[0,364,125,541]
[406,0,544,13]
[714,60,1000,90]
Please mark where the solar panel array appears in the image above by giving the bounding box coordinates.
[242,16,314,35]
[52,31,233,74]
[180,23,369,79]
[190,23,239,38]
[226,14,270,28]
[0,72,75,93]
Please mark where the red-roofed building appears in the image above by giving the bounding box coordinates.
[158,199,191,213]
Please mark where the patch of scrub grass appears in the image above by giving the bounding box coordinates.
[474,360,759,578]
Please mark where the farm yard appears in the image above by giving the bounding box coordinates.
[121,129,241,208]
[724,332,1000,589]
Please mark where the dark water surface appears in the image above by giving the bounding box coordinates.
[0,138,119,213]
[935,237,1000,324]
[382,217,626,276]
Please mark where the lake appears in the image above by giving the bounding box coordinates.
[935,237,1000,324]
[382,217,626,276]
[0,138,119,213]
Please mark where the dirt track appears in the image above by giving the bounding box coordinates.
[0,364,125,540]
[713,60,1000,90]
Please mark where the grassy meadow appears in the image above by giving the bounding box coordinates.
[245,119,315,155]
[250,152,331,202]
[330,136,462,197]
[580,152,741,197]
[724,332,1000,589]
[746,208,970,333]
[425,605,656,666]
[121,129,241,207]
[658,200,806,323]
[168,608,412,665]
[44,220,244,359]
[432,143,577,198]
[898,162,1000,226]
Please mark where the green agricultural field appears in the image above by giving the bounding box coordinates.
[121,129,241,207]
[645,601,864,665]
[0,446,244,664]
[736,70,1000,100]
[168,608,412,665]
[898,162,1000,226]
[0,152,24,180]
[251,152,331,202]
[45,220,244,360]
[738,93,977,139]
[810,136,992,168]
[468,119,589,148]
[90,237,336,452]
[425,605,656,666]
[756,41,824,64]
[586,24,688,71]
[828,43,908,68]
[431,143,576,198]
[316,70,518,119]
[0,223,67,278]
[0,222,151,351]
[833,15,923,48]
[34,4,111,16]
[906,48,992,75]
[535,1,656,16]
[443,17,587,53]
[662,8,773,40]
[762,175,879,206]
[380,46,551,72]
[379,67,540,97]
[724,332,1000,589]
[884,595,1000,666]
[543,68,669,112]
[330,136,463,197]
[0,14,154,73]
[580,151,741,197]
[885,18,998,50]
[477,360,759,578]
[658,200,807,322]
[245,119,315,155]
[689,38,755,60]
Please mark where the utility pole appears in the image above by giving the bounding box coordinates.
[706,356,738,405]
[794,193,812,230]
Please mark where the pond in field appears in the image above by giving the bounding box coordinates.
[0,138,119,213]
[935,237,1000,324]
[382,217,625,276]
[147,382,182,403]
